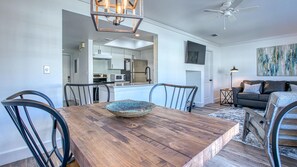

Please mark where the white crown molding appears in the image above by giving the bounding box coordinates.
[221,33,297,47]
[142,18,221,47]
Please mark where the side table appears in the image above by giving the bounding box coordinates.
[220,88,233,105]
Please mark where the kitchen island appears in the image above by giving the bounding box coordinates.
[100,83,154,102]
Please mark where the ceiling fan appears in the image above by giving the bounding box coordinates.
[204,0,259,30]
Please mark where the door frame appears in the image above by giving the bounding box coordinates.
[204,50,214,104]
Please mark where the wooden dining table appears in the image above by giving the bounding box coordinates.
[58,102,239,167]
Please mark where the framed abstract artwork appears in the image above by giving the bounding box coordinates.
[257,43,297,76]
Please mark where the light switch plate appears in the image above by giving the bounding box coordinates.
[43,65,50,74]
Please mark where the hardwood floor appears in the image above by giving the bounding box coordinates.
[2,103,296,167]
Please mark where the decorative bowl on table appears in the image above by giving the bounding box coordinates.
[105,100,155,118]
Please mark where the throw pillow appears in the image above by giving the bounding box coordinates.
[241,80,264,93]
[291,84,297,92]
[243,83,261,94]
[263,81,287,94]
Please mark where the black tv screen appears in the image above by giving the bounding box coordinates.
[185,41,206,65]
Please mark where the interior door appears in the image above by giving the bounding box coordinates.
[63,55,71,85]
[204,51,214,104]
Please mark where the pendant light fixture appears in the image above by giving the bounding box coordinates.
[90,0,143,33]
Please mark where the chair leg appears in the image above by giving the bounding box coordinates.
[242,112,250,142]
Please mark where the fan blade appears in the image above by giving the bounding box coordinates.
[204,9,224,14]
[230,0,244,8]
[237,6,259,11]
[220,0,233,10]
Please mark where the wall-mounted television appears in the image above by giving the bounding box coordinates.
[185,41,206,65]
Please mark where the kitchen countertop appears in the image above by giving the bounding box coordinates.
[106,82,153,88]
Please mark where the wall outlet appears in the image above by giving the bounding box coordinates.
[43,65,50,74]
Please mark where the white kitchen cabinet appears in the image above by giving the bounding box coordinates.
[93,45,111,55]
[109,48,124,69]
[132,50,141,59]
[93,45,112,59]
[124,49,133,59]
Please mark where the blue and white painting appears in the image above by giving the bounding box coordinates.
[257,43,297,76]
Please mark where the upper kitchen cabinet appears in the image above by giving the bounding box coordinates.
[109,48,124,69]
[93,45,112,59]
[132,50,141,59]
[124,49,133,59]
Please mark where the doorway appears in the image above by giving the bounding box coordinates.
[62,53,72,102]
[204,50,214,104]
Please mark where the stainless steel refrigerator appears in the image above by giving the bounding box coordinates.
[131,59,148,83]
[121,59,148,83]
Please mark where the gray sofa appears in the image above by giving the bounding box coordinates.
[232,80,297,109]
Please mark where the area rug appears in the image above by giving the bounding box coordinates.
[208,107,297,159]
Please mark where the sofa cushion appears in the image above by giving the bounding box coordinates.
[238,92,259,100]
[288,81,297,91]
[243,83,261,94]
[291,84,297,92]
[240,80,264,93]
[263,81,286,94]
[259,94,270,102]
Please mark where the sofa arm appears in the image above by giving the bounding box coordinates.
[232,87,243,105]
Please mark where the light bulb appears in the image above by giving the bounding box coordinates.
[104,0,110,12]
[122,0,128,10]
[116,3,122,14]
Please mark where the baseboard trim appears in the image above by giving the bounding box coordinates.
[0,139,61,166]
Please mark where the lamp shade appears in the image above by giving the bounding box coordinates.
[230,66,238,73]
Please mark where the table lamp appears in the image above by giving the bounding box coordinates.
[230,66,238,88]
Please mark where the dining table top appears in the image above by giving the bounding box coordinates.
[58,102,239,167]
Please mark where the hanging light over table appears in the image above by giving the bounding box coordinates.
[90,0,143,33]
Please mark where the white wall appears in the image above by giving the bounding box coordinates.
[0,1,63,165]
[220,34,297,90]
[0,0,221,165]
[139,19,222,106]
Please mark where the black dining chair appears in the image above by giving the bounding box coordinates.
[270,101,297,167]
[1,90,74,167]
[64,83,110,107]
[149,83,198,112]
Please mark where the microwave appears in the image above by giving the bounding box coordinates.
[110,74,125,82]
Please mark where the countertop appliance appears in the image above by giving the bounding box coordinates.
[93,73,107,83]
[110,74,125,82]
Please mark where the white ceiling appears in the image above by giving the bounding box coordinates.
[71,0,297,46]
[63,10,154,51]
[143,0,297,45]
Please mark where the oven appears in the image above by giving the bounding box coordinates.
[93,74,107,101]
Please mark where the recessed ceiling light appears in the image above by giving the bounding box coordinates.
[135,34,140,37]
[211,34,218,37]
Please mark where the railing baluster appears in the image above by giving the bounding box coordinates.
[78,86,82,105]
[83,86,87,105]
[64,83,110,106]
[180,88,186,110]
[170,87,176,108]
[88,86,92,104]
[175,88,181,109]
